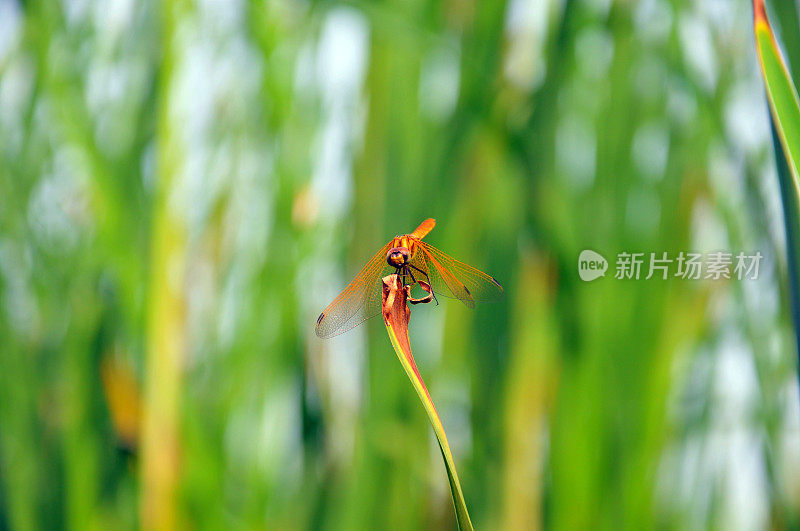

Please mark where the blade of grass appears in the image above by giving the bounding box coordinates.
[754,1,800,179]
[768,0,800,86]
[770,118,800,366]
[752,0,800,369]
[141,0,187,527]
[381,275,473,531]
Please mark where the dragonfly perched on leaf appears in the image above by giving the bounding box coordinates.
[315,218,503,338]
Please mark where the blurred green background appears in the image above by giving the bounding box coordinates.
[1,0,799,529]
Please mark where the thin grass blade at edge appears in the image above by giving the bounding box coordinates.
[753,0,800,181]
[752,0,800,373]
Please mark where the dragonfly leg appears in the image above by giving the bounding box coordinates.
[409,264,438,306]
[404,266,433,305]
[396,266,407,286]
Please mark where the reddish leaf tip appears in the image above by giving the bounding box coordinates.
[753,0,767,26]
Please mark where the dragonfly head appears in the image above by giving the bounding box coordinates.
[387,247,410,268]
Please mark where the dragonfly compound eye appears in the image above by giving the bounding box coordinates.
[386,247,410,267]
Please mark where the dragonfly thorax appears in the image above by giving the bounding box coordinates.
[387,246,410,267]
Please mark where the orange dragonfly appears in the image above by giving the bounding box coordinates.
[315,218,503,338]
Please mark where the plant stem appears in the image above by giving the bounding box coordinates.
[381,275,474,531]
[141,1,187,527]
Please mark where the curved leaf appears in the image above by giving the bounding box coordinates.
[381,275,474,530]
[754,0,800,185]
[753,0,800,365]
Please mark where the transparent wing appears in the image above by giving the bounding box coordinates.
[315,242,393,338]
[409,240,503,308]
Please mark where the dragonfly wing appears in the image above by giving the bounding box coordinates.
[410,240,503,308]
[315,242,393,338]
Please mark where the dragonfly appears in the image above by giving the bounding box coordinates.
[315,218,503,338]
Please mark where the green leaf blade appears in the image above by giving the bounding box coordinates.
[381,275,474,531]
[754,1,800,185]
